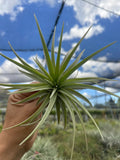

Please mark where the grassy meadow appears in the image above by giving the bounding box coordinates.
[19,118,120,160]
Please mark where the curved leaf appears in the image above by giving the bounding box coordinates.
[60,41,116,82]
[34,14,54,77]
[20,91,57,145]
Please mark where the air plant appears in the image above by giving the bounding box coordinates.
[0,15,119,160]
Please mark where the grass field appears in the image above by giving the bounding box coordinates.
[19,118,120,160]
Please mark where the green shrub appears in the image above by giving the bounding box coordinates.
[0,125,2,132]
[22,136,62,160]
[22,119,120,160]
[51,129,104,160]
[38,122,62,136]
[99,120,120,152]
[50,119,120,160]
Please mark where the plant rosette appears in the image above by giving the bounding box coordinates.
[0,14,119,160]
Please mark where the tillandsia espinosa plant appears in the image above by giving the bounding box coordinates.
[0,15,119,159]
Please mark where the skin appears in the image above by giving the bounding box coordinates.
[0,91,42,160]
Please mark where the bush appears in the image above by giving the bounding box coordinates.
[22,136,62,160]
[51,129,104,160]
[22,119,120,160]
[51,119,120,160]
[98,120,120,158]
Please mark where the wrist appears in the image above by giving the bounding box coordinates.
[0,131,25,160]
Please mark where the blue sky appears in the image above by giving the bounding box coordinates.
[0,0,120,104]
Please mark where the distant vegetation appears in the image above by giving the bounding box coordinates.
[21,119,120,160]
[0,88,9,108]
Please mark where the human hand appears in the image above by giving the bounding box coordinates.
[0,91,42,160]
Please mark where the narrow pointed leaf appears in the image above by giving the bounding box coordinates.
[36,94,47,106]
[60,25,92,73]
[68,49,85,71]
[67,88,93,107]
[64,83,119,98]
[8,41,32,68]
[60,41,116,81]
[56,100,61,124]
[51,27,56,68]
[59,47,84,75]
[0,53,49,81]
[59,95,76,160]
[50,88,57,99]
[0,83,50,89]
[3,95,50,130]
[60,100,67,128]
[20,92,57,145]
[63,77,115,84]
[34,14,54,77]
[12,88,48,95]
[72,101,88,151]
[33,56,53,81]
[8,42,49,83]
[55,23,64,78]
[19,69,46,83]
[60,90,103,139]
[13,91,43,104]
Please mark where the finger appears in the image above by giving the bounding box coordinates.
[10,81,40,101]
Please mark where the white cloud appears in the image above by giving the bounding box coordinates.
[0,0,24,21]
[54,46,67,55]
[0,0,119,24]
[63,24,104,41]
[100,76,120,90]
[97,56,108,62]
[83,92,91,98]
[68,59,120,92]
[28,0,56,7]
[0,0,56,21]
[0,55,47,83]
[81,60,120,91]
[0,57,32,83]
[105,87,119,93]
[66,0,120,25]
[64,0,120,41]
[54,46,71,65]
[71,42,80,53]
[29,55,46,67]
[55,42,80,58]
[96,53,111,62]
[70,69,98,78]
[82,60,120,77]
